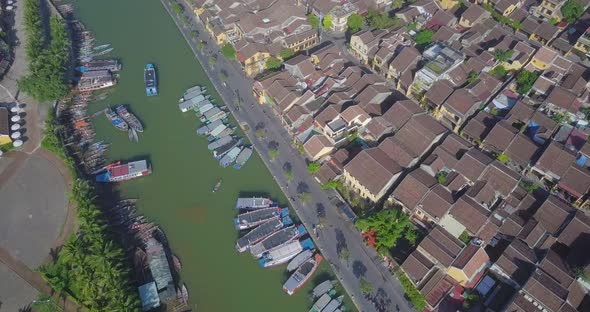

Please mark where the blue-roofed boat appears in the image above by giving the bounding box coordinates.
[104,107,128,131]
[144,64,158,96]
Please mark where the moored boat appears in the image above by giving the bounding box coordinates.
[236,215,292,252]
[234,207,286,230]
[207,136,232,151]
[183,85,206,96]
[93,43,111,50]
[287,249,314,272]
[219,146,242,168]
[213,178,222,193]
[104,107,128,131]
[95,160,151,182]
[309,293,333,312]
[322,295,344,312]
[197,119,223,135]
[213,138,242,159]
[283,254,323,295]
[250,224,307,258]
[144,64,158,96]
[116,105,144,132]
[208,127,233,142]
[233,147,253,170]
[258,238,315,268]
[235,197,275,210]
[128,128,139,142]
[312,280,334,298]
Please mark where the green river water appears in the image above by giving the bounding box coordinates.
[72,0,352,311]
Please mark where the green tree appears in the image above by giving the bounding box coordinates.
[355,209,417,250]
[339,247,351,264]
[284,169,294,182]
[459,230,471,244]
[414,29,433,48]
[397,270,427,310]
[489,65,508,79]
[269,147,280,161]
[392,0,404,9]
[308,14,320,29]
[220,71,228,82]
[359,278,374,295]
[279,48,295,60]
[321,179,342,190]
[255,128,266,138]
[347,13,364,33]
[366,10,399,29]
[171,2,184,15]
[561,0,584,23]
[19,0,70,102]
[209,55,217,66]
[467,71,479,84]
[307,162,321,173]
[198,41,206,51]
[494,49,514,62]
[221,43,236,60]
[190,30,199,38]
[265,57,282,70]
[323,14,333,29]
[497,153,510,163]
[515,70,539,95]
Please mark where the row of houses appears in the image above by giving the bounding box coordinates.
[250,0,590,311]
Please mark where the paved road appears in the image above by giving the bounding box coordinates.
[162,2,413,311]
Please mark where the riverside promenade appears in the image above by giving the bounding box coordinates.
[160,1,414,311]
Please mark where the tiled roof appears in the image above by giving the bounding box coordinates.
[451,244,489,281]
[494,239,538,286]
[462,111,498,143]
[505,134,540,168]
[425,79,454,107]
[419,226,465,267]
[344,148,402,198]
[419,185,455,219]
[453,148,493,183]
[479,161,520,197]
[449,196,491,234]
[523,269,569,312]
[392,168,437,209]
[401,250,435,283]
[534,141,576,179]
[533,196,575,236]
[559,165,590,198]
[483,120,519,153]
[382,99,424,130]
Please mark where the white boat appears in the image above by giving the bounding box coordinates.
[250,225,306,258]
[283,254,323,295]
[310,293,332,312]
[287,250,314,272]
[258,238,315,267]
[322,296,344,312]
[219,146,242,168]
[235,197,274,210]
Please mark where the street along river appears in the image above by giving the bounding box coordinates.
[73,0,353,311]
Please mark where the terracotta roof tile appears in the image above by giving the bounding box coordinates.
[450,196,491,234]
[534,196,575,236]
[393,169,437,209]
[419,226,465,267]
[453,148,493,182]
[401,250,435,283]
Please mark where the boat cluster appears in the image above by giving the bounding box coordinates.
[309,280,346,312]
[106,199,189,311]
[72,22,118,92]
[104,105,143,143]
[234,197,323,295]
[180,85,253,169]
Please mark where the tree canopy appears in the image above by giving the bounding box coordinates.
[19,0,70,102]
[515,70,539,95]
[265,56,282,70]
[221,43,236,60]
[355,209,417,250]
[366,10,399,29]
[414,29,434,48]
[279,48,295,60]
[347,13,364,33]
[308,14,320,29]
[561,0,585,23]
[323,14,333,29]
[40,180,140,311]
[392,0,405,9]
[307,162,321,173]
[494,49,513,62]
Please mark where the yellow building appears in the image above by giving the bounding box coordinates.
[235,40,271,77]
[436,0,459,10]
[447,244,490,287]
[495,0,520,16]
[574,29,590,55]
[530,46,558,71]
[0,108,12,146]
[536,0,564,22]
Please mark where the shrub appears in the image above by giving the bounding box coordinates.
[347,13,364,33]
[221,43,236,60]
[308,14,320,29]
[515,70,539,95]
[396,270,427,310]
[307,162,321,173]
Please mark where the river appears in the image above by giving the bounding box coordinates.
[72,0,352,311]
